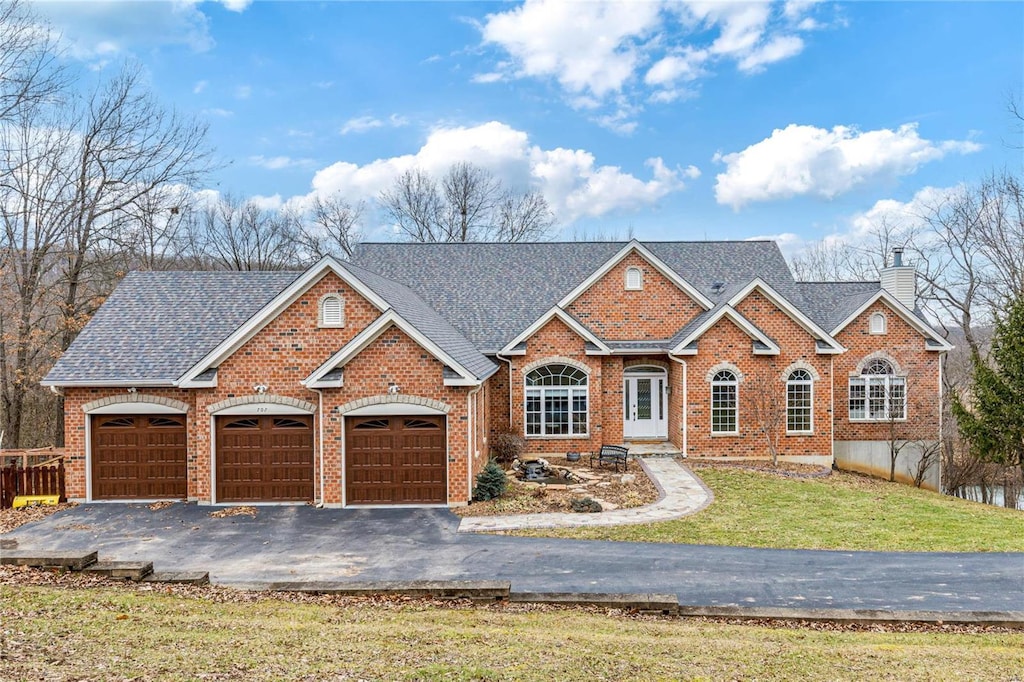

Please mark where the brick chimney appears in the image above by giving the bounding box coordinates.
[880,247,916,309]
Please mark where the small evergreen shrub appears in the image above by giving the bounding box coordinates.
[472,459,509,501]
[570,497,602,513]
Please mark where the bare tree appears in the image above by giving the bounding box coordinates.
[0,60,212,448]
[297,194,362,260]
[743,365,786,466]
[0,0,66,122]
[199,194,300,271]
[379,162,554,243]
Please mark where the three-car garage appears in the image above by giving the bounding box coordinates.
[89,410,448,505]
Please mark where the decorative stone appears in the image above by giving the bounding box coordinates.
[620,474,636,484]
[596,481,612,487]
[545,484,567,491]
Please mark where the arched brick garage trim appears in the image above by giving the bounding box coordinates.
[82,394,189,414]
[336,394,452,415]
[207,394,316,414]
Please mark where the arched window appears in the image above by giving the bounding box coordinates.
[319,294,344,327]
[869,312,887,334]
[625,266,643,290]
[524,364,588,436]
[849,358,906,420]
[710,370,738,434]
[786,369,813,433]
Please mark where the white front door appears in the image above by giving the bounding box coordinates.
[623,369,668,440]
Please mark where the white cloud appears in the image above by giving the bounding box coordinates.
[312,81,335,90]
[477,0,831,126]
[33,0,217,62]
[193,80,208,94]
[479,0,662,98]
[301,121,692,226]
[340,114,410,136]
[249,155,314,170]
[202,107,233,118]
[713,123,982,208]
[234,85,252,100]
[340,116,383,135]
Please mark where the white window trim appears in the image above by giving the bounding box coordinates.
[848,374,907,422]
[710,370,739,435]
[318,293,345,328]
[625,266,643,291]
[869,312,887,335]
[523,365,589,439]
[786,370,814,435]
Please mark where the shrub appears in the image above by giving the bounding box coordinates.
[472,459,509,501]
[570,497,602,513]
[491,431,526,464]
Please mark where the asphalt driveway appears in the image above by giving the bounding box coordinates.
[3,503,1022,613]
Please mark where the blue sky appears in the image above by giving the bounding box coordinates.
[37,0,1024,254]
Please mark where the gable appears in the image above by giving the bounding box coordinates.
[215,272,383,391]
[524,316,595,358]
[566,250,706,341]
[834,298,940,349]
[732,289,824,356]
[338,325,450,393]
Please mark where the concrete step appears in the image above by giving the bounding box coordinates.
[268,580,511,601]
[0,550,97,571]
[143,571,210,586]
[510,591,680,615]
[82,560,153,581]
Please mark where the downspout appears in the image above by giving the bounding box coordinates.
[938,352,944,487]
[311,387,325,507]
[829,355,835,466]
[467,384,483,501]
[667,355,688,457]
[496,353,514,432]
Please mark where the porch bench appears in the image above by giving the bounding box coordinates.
[590,445,630,472]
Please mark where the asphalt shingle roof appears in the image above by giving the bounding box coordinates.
[792,281,882,332]
[350,240,797,351]
[43,271,300,385]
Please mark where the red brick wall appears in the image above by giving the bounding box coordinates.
[683,298,832,458]
[510,317,607,455]
[60,272,481,506]
[61,388,195,499]
[566,251,704,340]
[834,301,940,442]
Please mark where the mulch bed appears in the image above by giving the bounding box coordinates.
[452,456,660,517]
[691,459,832,479]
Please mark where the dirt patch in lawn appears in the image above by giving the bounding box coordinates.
[452,456,660,517]
[0,502,77,534]
[692,459,831,478]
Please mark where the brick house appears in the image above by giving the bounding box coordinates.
[42,240,951,506]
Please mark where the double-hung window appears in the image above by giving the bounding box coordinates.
[710,370,739,434]
[786,369,813,433]
[849,359,905,420]
[525,364,588,436]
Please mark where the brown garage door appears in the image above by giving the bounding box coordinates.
[345,416,447,505]
[91,415,187,500]
[215,415,314,502]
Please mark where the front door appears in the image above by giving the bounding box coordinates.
[623,369,668,440]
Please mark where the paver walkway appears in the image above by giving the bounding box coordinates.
[457,457,711,532]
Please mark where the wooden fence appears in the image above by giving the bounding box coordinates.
[0,461,66,509]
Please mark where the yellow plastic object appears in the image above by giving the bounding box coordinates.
[11,495,60,509]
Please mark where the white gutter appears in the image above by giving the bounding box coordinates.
[310,388,326,507]
[667,354,688,456]
[467,384,483,501]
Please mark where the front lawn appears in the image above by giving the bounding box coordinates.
[514,464,1024,552]
[1,582,1021,681]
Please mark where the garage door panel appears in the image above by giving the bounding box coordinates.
[345,416,446,505]
[215,415,314,502]
[91,415,187,500]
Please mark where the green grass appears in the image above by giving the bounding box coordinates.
[2,585,1021,681]
[515,467,1024,552]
